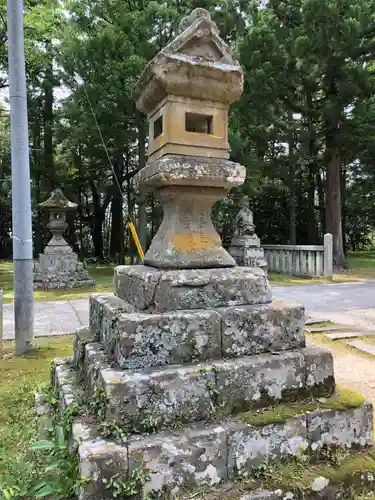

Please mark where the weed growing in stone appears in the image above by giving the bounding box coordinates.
[102,467,151,498]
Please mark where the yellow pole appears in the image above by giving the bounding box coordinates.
[128,221,145,261]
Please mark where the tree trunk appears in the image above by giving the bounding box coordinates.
[307,162,317,244]
[289,197,296,245]
[91,182,109,260]
[316,171,325,237]
[287,110,296,244]
[325,117,346,269]
[43,40,55,190]
[92,213,104,260]
[341,166,347,255]
[110,185,123,260]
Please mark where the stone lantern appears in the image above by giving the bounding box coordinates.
[133,8,246,268]
[34,189,95,289]
[46,10,368,500]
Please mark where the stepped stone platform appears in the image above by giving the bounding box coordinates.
[46,274,374,499]
[42,8,374,500]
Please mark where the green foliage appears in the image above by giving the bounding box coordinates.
[102,468,151,499]
[2,0,375,265]
[0,336,75,497]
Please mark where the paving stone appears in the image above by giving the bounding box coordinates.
[305,317,329,326]
[115,265,272,312]
[219,300,305,358]
[226,415,308,477]
[307,403,373,451]
[347,340,375,356]
[114,309,222,369]
[326,331,372,341]
[307,325,352,333]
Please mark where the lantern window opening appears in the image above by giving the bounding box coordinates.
[153,115,163,139]
[185,112,213,134]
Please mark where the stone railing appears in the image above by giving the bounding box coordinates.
[263,233,333,278]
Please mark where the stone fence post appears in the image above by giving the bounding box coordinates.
[324,233,333,279]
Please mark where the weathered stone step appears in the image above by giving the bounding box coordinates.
[326,331,371,341]
[347,340,375,356]
[69,340,335,430]
[50,358,373,500]
[90,294,306,369]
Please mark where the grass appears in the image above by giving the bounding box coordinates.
[0,261,115,304]
[269,250,375,285]
[0,336,73,493]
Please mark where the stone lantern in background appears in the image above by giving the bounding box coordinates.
[34,189,95,289]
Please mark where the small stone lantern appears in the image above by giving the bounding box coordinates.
[39,189,78,253]
[133,8,246,268]
[34,189,95,289]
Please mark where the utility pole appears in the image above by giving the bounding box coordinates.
[7,0,34,354]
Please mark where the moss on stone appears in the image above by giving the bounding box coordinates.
[240,386,366,427]
[268,448,375,492]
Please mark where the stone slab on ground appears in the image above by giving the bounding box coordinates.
[347,340,375,356]
[306,325,353,333]
[326,331,374,341]
[305,317,331,325]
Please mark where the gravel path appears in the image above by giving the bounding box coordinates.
[312,337,375,409]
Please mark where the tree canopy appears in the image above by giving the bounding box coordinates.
[1,0,375,268]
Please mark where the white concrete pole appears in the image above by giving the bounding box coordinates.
[7,0,34,354]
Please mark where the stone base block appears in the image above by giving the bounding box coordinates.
[34,273,95,290]
[68,343,334,430]
[307,405,373,451]
[114,265,271,312]
[72,404,373,500]
[49,358,372,499]
[34,253,95,289]
[89,294,305,369]
[89,294,135,345]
